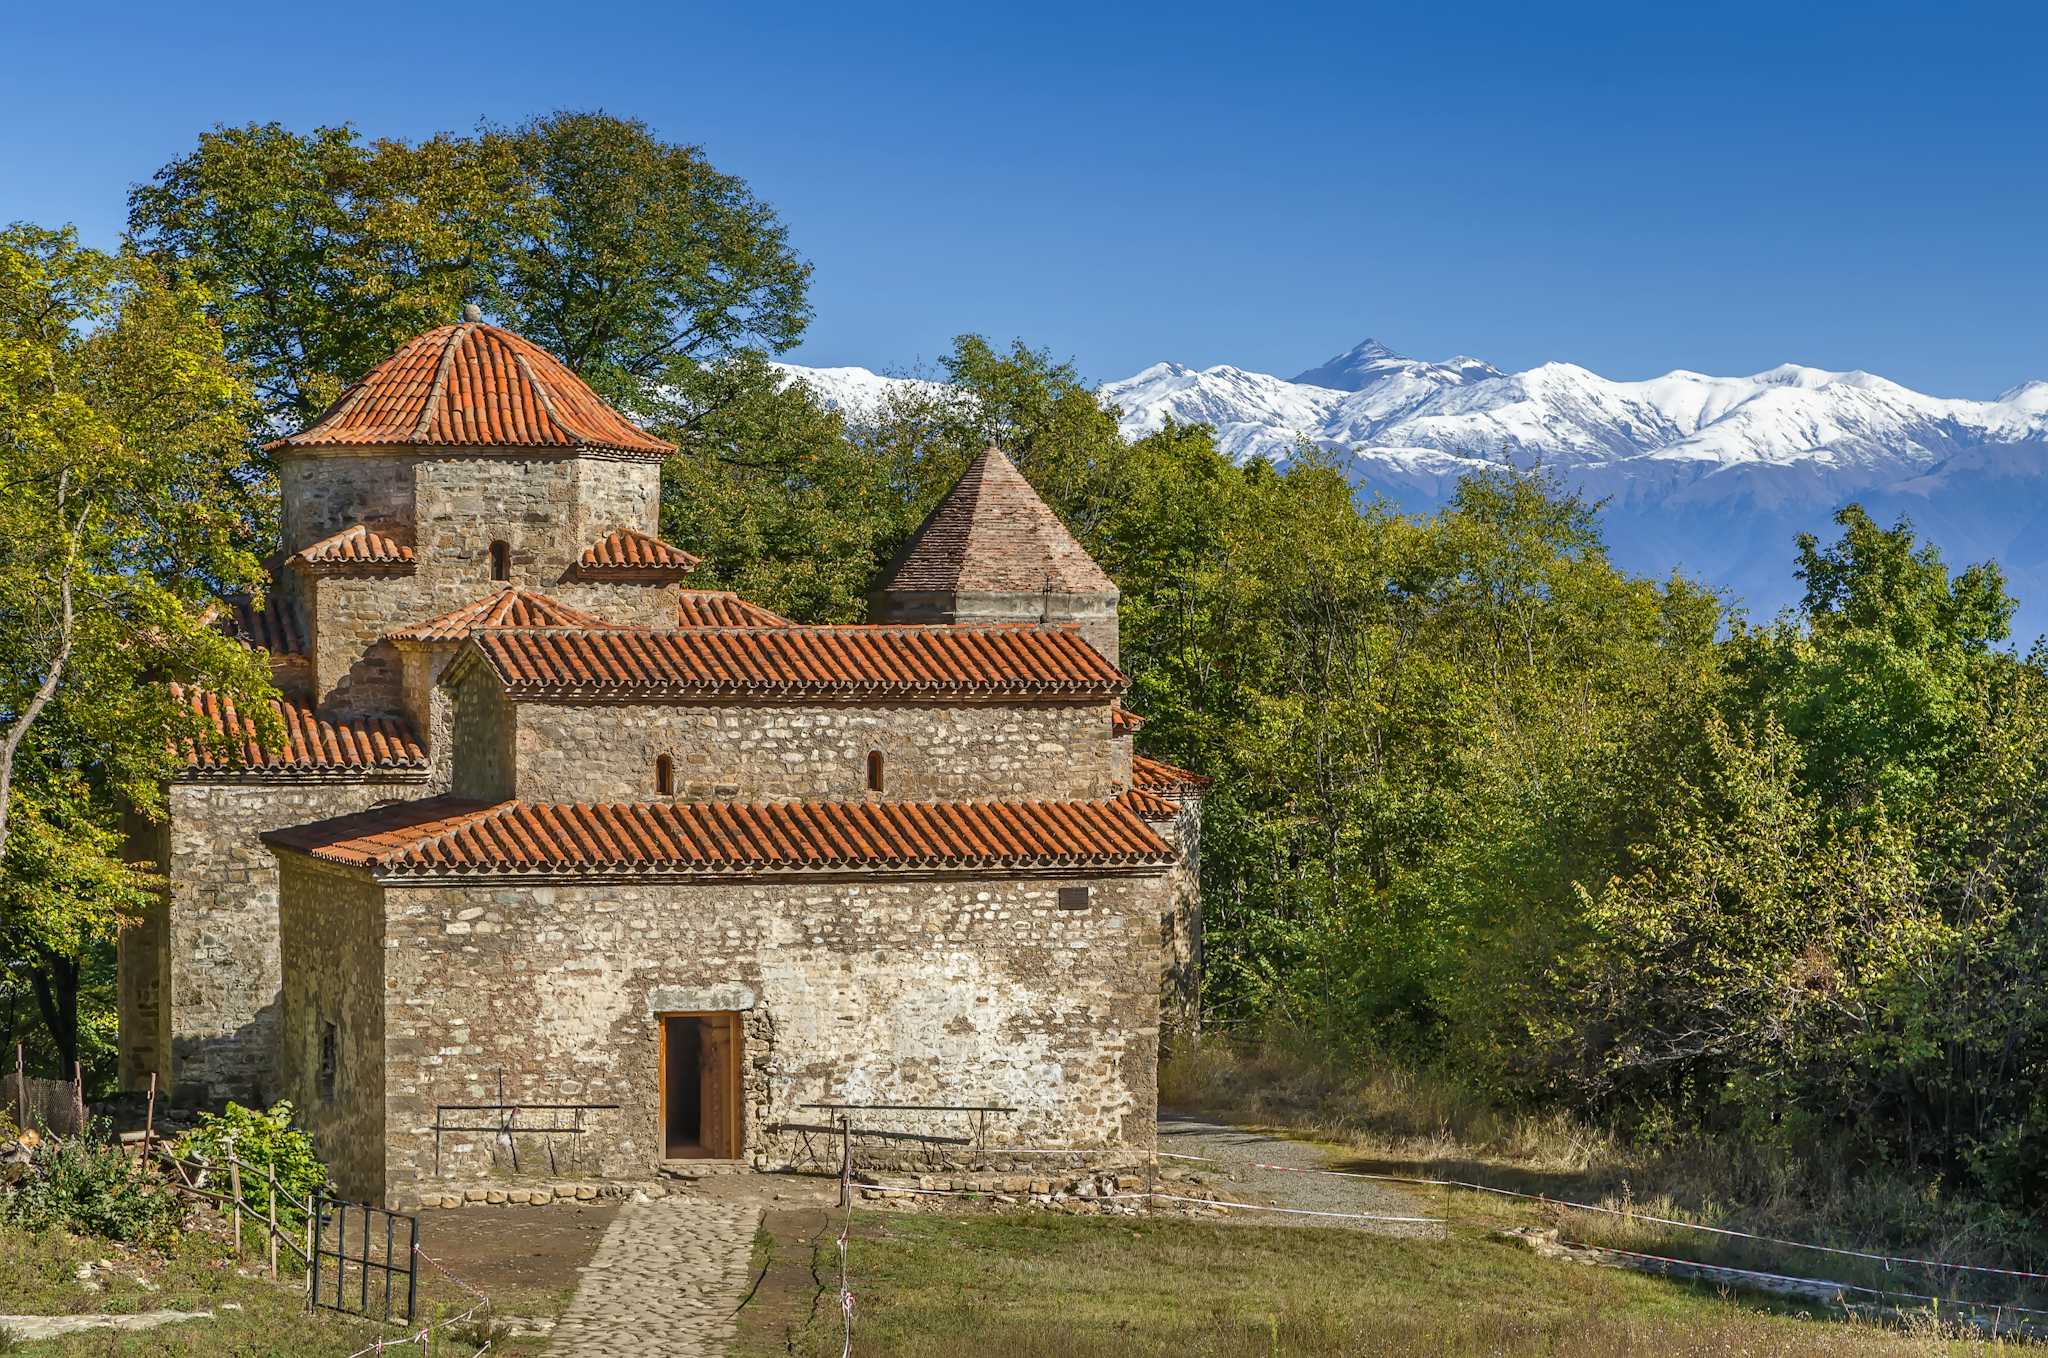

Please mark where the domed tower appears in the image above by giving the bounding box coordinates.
[261,309,690,717]
[871,447,1121,664]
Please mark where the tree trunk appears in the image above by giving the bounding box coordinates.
[26,946,80,1078]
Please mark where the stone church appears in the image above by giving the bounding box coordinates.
[118,314,1203,1206]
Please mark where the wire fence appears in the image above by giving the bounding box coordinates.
[1156,1150,2048,1286]
[813,1140,2048,1349]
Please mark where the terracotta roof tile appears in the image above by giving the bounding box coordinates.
[288,524,416,570]
[463,624,1125,698]
[577,528,701,576]
[217,594,307,659]
[1110,703,1146,736]
[1116,788,1182,822]
[172,684,427,775]
[387,588,623,643]
[1131,754,1209,796]
[264,795,1172,878]
[675,592,793,628]
[266,320,674,457]
[879,447,1115,597]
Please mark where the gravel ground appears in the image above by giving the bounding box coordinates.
[1157,1114,1444,1237]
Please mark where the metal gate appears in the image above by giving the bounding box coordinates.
[309,1193,419,1323]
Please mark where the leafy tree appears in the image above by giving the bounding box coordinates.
[495,111,811,403]
[658,352,896,623]
[0,766,156,1075]
[128,113,811,435]
[0,224,271,1071]
[1731,504,2016,823]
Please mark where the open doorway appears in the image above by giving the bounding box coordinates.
[659,1013,742,1159]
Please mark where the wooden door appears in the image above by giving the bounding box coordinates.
[697,1015,740,1158]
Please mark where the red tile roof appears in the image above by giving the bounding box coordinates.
[1116,788,1182,822]
[675,591,793,628]
[172,684,427,775]
[217,593,307,659]
[461,624,1126,699]
[288,524,416,571]
[1110,703,1145,736]
[266,320,674,458]
[387,588,622,643]
[264,795,1172,879]
[1131,754,1209,797]
[879,447,1116,597]
[578,528,701,576]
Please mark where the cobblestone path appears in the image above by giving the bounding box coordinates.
[549,1198,763,1356]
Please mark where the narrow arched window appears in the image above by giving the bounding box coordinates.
[655,754,675,795]
[489,540,511,581]
[866,751,885,793]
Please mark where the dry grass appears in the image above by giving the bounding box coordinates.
[735,1208,2038,1358]
[0,1219,549,1356]
[1159,1037,2048,1313]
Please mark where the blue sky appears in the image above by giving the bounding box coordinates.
[5,1,2044,395]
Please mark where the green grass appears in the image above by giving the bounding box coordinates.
[735,1208,2040,1358]
[0,1222,544,1356]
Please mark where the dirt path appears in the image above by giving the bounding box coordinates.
[1157,1112,1442,1236]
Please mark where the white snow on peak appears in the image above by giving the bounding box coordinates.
[772,336,2048,633]
[768,362,948,419]
[774,340,2046,484]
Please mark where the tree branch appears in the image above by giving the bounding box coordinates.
[0,468,91,860]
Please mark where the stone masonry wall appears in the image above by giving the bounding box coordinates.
[276,868,1165,1207]
[398,647,458,788]
[508,698,1120,804]
[126,777,428,1103]
[1155,802,1203,1038]
[548,579,680,628]
[449,664,517,802]
[280,453,417,557]
[307,572,410,717]
[284,450,673,722]
[564,457,660,548]
[411,454,657,605]
[276,857,387,1201]
[116,812,172,1091]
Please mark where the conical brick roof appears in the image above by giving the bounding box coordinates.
[266,319,674,457]
[879,447,1114,596]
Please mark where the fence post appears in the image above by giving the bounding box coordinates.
[307,1196,320,1311]
[406,1214,419,1324]
[142,1074,156,1163]
[228,1152,244,1258]
[305,1196,319,1310]
[267,1164,279,1281]
[13,1044,26,1136]
[838,1115,852,1209]
[72,1062,84,1134]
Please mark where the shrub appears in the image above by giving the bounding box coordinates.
[1,1121,184,1245]
[175,1101,327,1228]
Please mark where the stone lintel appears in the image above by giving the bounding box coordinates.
[648,984,757,1015]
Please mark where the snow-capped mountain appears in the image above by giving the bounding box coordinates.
[776,342,2048,636]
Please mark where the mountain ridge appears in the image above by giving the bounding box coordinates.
[773,340,2048,635]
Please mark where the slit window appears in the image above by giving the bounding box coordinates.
[866,750,885,793]
[656,754,675,795]
[489,540,511,581]
[318,1022,338,1098]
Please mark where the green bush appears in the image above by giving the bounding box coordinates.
[175,1101,327,1228]
[1,1121,184,1245]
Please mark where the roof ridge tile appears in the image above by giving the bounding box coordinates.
[263,796,1172,877]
